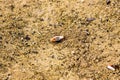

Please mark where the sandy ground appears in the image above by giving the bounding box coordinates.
[0,0,120,80]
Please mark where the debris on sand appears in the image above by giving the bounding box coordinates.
[107,65,115,71]
[86,18,95,22]
[24,35,31,41]
[50,36,64,42]
[106,0,111,5]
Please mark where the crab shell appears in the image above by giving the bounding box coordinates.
[50,36,64,42]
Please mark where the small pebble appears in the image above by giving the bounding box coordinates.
[24,35,30,41]
[0,36,2,40]
[86,18,95,22]
[71,51,75,54]
[40,18,44,21]
[106,0,111,5]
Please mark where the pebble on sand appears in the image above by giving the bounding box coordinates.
[86,18,95,22]
[106,0,111,5]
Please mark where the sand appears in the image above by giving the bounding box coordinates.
[0,0,120,80]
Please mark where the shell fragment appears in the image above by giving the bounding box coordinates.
[50,36,64,42]
[107,65,115,71]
